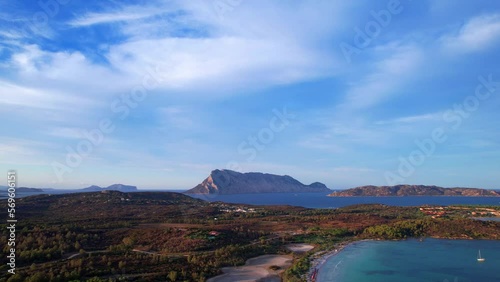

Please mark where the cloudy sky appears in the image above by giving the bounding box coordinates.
[1,0,500,189]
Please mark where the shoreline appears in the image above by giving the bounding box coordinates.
[306,237,500,281]
[306,239,374,282]
[206,254,293,282]
[206,244,313,282]
[306,237,500,282]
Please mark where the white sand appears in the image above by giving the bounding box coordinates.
[286,243,315,253]
[207,254,293,282]
[306,240,374,282]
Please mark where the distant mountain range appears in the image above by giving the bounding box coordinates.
[0,186,44,192]
[328,185,500,197]
[0,184,138,193]
[184,169,331,194]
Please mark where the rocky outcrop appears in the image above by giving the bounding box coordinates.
[185,169,331,194]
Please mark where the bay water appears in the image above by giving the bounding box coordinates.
[317,239,500,282]
[190,193,500,208]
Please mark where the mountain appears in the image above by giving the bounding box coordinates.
[17,187,45,192]
[81,184,138,192]
[328,185,500,197]
[0,186,44,192]
[0,184,138,198]
[185,169,331,194]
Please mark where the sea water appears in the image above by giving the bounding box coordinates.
[189,193,500,208]
[317,239,500,282]
[4,191,500,209]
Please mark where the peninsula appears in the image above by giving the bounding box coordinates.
[328,185,500,197]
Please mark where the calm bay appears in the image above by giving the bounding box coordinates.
[317,239,500,282]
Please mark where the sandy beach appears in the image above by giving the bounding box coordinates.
[206,243,316,282]
[306,240,363,282]
[286,243,315,253]
[207,254,293,282]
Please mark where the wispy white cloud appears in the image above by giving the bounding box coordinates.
[70,12,149,27]
[107,36,333,93]
[0,29,25,39]
[65,0,347,94]
[441,13,500,53]
[0,138,57,166]
[2,1,500,189]
[340,45,423,111]
[10,45,125,93]
[0,79,97,110]
[68,4,171,27]
[375,112,442,125]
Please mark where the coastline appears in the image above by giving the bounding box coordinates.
[206,244,313,282]
[306,238,500,282]
[206,254,293,282]
[307,239,373,282]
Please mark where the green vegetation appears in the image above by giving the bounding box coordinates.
[1,192,499,281]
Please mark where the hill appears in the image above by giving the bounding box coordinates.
[0,186,44,192]
[81,184,138,192]
[1,190,499,281]
[185,169,331,194]
[328,185,500,197]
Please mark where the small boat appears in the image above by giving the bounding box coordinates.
[477,250,485,262]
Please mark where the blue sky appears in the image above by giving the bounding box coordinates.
[1,0,500,189]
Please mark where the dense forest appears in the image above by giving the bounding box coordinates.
[1,191,499,282]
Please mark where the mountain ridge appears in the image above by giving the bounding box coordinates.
[184,169,331,194]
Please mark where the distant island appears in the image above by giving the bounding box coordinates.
[0,186,44,192]
[184,169,331,194]
[81,184,138,192]
[0,184,138,193]
[328,185,500,197]
[17,187,44,192]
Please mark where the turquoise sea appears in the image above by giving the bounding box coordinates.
[317,239,500,282]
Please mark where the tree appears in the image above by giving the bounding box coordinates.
[86,277,106,282]
[168,270,178,281]
[25,272,49,282]
[122,237,134,246]
[6,274,24,282]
